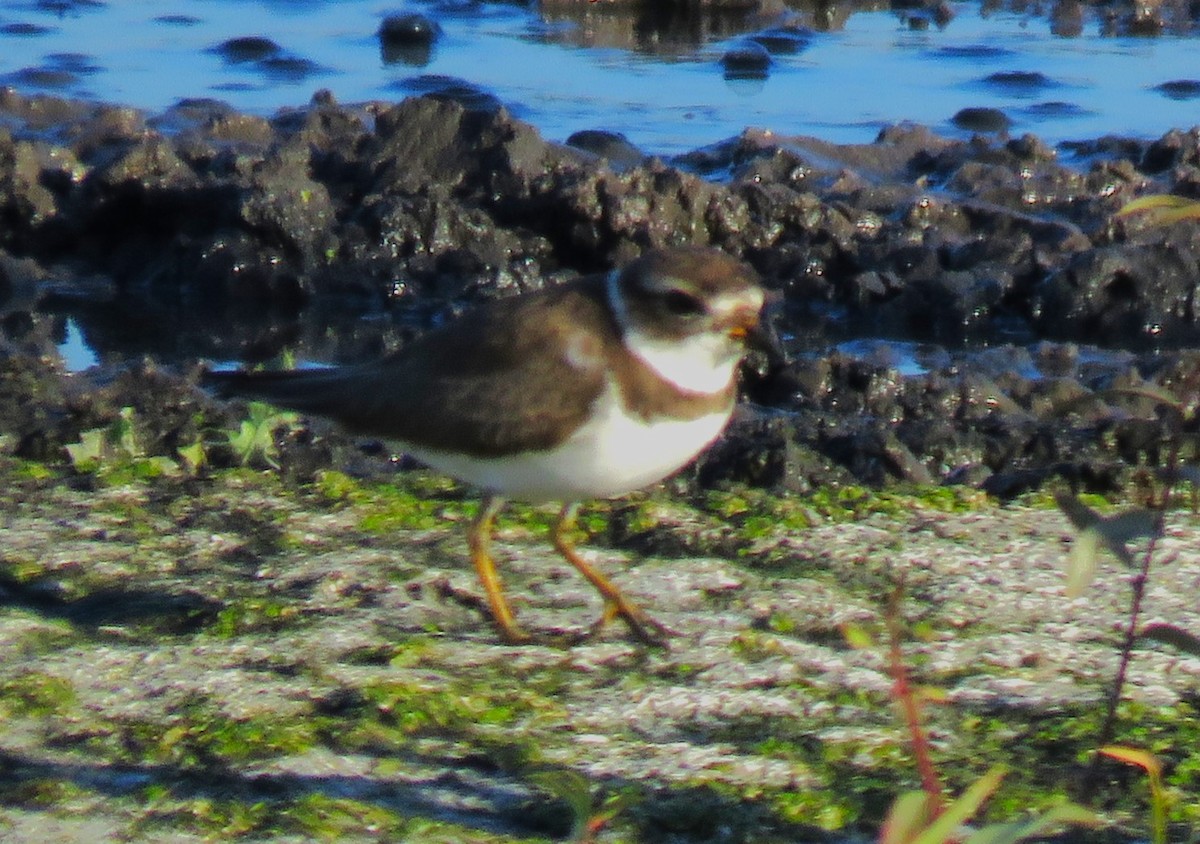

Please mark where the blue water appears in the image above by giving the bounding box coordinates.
[58,317,98,371]
[0,0,1197,156]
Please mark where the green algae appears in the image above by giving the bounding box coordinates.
[0,453,1197,841]
[99,698,320,768]
[0,671,77,717]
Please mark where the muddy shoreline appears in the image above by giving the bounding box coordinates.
[2,458,1198,842]
[1,87,1199,494]
[2,87,1200,841]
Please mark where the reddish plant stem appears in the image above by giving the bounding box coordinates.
[886,579,943,815]
[1084,450,1176,798]
[1083,512,1163,798]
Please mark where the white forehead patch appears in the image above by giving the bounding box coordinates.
[709,288,764,319]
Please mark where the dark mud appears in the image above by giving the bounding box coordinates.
[2,87,1200,843]
[1,87,1199,495]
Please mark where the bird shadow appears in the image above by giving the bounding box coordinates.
[0,572,223,636]
[0,746,569,839]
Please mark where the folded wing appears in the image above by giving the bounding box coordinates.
[204,284,613,459]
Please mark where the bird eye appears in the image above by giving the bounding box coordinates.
[662,289,704,316]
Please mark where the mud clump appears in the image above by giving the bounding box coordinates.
[1,88,1199,496]
[0,87,1195,348]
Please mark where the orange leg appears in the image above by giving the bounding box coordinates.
[468,495,531,644]
[551,503,671,647]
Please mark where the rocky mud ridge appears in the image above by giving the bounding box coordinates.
[2,87,1200,841]
[1,86,1200,493]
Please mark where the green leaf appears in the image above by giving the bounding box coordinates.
[529,769,594,838]
[110,406,141,457]
[1056,495,1161,595]
[1099,746,1167,844]
[1095,509,1161,549]
[177,440,207,475]
[916,685,949,705]
[226,402,298,469]
[1099,745,1160,776]
[1054,492,1101,531]
[1115,194,1200,225]
[966,804,1101,844]
[65,427,106,472]
[1052,385,1184,420]
[913,766,1006,844]
[841,622,876,650]
[1065,528,1101,599]
[132,456,180,479]
[1139,622,1200,656]
[879,791,934,844]
[1117,194,1199,214]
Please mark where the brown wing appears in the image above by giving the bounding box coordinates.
[204,279,614,458]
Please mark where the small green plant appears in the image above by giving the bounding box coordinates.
[225,401,299,469]
[528,770,638,843]
[1098,746,1168,844]
[846,583,1099,844]
[64,406,181,479]
[1053,380,1200,801]
[880,767,1098,844]
[176,437,207,474]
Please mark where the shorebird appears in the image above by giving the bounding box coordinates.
[205,246,772,645]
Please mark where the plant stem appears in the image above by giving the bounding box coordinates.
[886,579,943,814]
[1083,474,1172,798]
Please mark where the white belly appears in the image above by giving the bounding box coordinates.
[404,388,733,503]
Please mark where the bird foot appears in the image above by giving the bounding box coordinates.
[496,625,535,646]
[589,600,674,649]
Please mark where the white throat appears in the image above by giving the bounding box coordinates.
[606,270,740,395]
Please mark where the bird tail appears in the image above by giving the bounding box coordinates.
[201,366,360,417]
